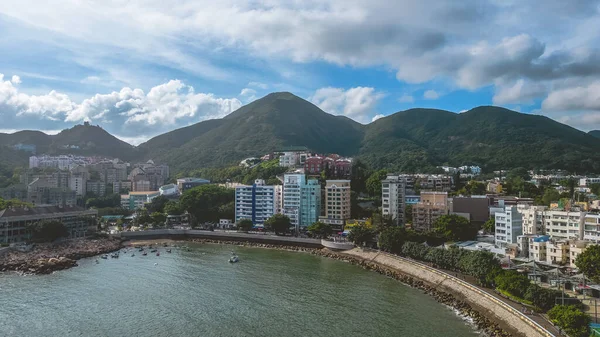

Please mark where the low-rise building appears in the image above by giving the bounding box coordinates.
[159,184,179,197]
[176,178,210,193]
[218,219,234,229]
[0,205,98,244]
[121,191,160,210]
[584,214,600,242]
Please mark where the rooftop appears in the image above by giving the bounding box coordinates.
[0,205,95,219]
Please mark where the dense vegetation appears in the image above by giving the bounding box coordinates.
[575,245,600,283]
[179,185,234,225]
[548,305,591,337]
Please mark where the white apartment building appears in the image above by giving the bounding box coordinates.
[324,180,351,220]
[381,175,407,225]
[584,214,600,242]
[283,174,304,227]
[69,175,86,197]
[234,179,276,226]
[279,152,308,167]
[580,177,600,186]
[544,210,584,240]
[495,206,523,248]
[518,205,546,235]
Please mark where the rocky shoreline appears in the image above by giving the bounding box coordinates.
[0,238,122,274]
[173,238,511,336]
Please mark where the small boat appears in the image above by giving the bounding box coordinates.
[95,259,100,264]
[150,249,157,253]
[138,247,144,252]
[131,253,135,257]
[166,249,172,253]
[101,255,108,259]
[111,253,119,258]
[229,255,239,263]
[163,243,168,247]
[142,252,148,256]
[156,252,160,256]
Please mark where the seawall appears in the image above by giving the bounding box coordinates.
[336,248,554,337]
[119,230,323,248]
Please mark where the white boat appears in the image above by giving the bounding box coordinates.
[229,255,239,263]
[101,255,108,259]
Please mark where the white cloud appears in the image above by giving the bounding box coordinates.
[371,114,385,122]
[0,73,242,136]
[423,90,440,100]
[542,82,600,112]
[493,79,546,104]
[10,75,21,85]
[309,86,384,123]
[398,94,414,103]
[239,87,257,102]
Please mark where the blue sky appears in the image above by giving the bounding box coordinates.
[1,0,600,144]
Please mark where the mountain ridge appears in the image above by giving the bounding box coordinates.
[2,92,600,173]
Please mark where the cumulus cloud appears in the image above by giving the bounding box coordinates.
[542,82,600,112]
[493,79,547,105]
[0,74,242,137]
[309,87,384,123]
[423,90,440,100]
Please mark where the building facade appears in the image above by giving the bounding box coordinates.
[412,192,449,231]
[0,206,98,244]
[324,180,351,221]
[120,191,160,210]
[494,206,523,248]
[300,179,321,227]
[381,175,407,225]
[176,178,211,193]
[234,179,276,226]
[283,174,305,227]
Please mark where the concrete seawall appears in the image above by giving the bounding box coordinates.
[119,230,323,248]
[341,249,555,337]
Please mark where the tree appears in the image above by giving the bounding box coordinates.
[494,270,531,298]
[542,188,561,206]
[27,220,69,243]
[404,205,413,224]
[307,221,332,239]
[483,217,495,234]
[372,212,394,233]
[348,224,374,247]
[458,250,501,286]
[146,195,170,213]
[507,167,531,181]
[589,183,600,196]
[179,185,234,225]
[378,227,406,254]
[575,245,600,283]
[365,169,388,197]
[164,201,183,215]
[548,305,591,337]
[433,214,478,242]
[524,285,562,311]
[350,159,370,194]
[264,214,291,235]
[136,209,152,226]
[0,198,32,210]
[236,219,253,232]
[151,212,167,226]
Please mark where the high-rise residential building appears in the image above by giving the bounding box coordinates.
[381,175,409,225]
[584,214,600,243]
[324,180,351,221]
[86,180,106,197]
[274,185,283,214]
[283,174,305,227]
[494,206,523,248]
[69,174,87,197]
[113,181,132,194]
[234,179,276,226]
[300,179,321,227]
[412,192,449,231]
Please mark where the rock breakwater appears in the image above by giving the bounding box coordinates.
[0,238,122,274]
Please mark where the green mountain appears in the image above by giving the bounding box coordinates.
[3,93,600,174]
[0,123,137,161]
[589,130,600,139]
[137,92,364,171]
[139,94,600,173]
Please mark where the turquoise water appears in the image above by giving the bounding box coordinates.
[0,243,477,337]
